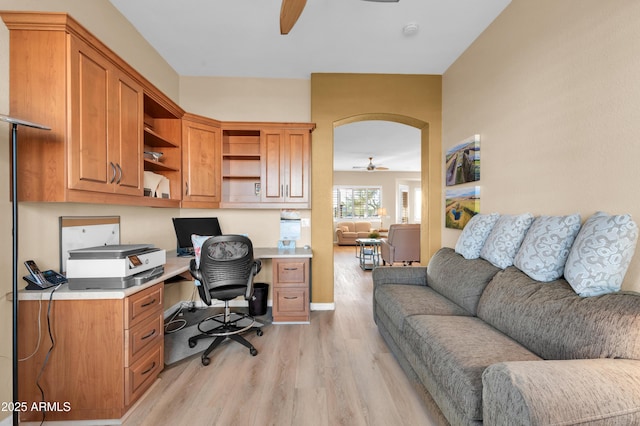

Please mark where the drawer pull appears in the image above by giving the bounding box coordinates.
[141,329,157,340]
[284,296,298,300]
[283,268,298,271]
[141,361,156,375]
[140,298,156,308]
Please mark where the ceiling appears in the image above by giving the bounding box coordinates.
[109,0,511,172]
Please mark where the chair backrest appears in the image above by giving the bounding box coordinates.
[387,224,421,261]
[192,235,260,304]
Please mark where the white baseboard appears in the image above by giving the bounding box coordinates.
[311,302,335,311]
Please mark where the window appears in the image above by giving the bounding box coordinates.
[414,188,422,223]
[333,186,382,219]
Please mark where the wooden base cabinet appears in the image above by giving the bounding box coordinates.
[272,258,310,323]
[17,284,164,422]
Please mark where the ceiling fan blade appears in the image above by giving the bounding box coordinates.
[280,0,307,35]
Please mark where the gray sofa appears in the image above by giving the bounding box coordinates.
[373,247,640,425]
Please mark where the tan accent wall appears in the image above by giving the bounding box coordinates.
[311,74,442,303]
[443,0,640,292]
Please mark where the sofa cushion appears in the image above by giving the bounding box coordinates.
[454,212,500,259]
[564,211,638,297]
[427,247,501,315]
[513,213,581,282]
[477,266,640,360]
[354,222,372,233]
[403,315,541,421]
[375,284,470,331]
[480,213,534,269]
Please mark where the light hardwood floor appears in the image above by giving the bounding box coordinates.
[123,246,440,426]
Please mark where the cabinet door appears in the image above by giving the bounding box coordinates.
[283,129,310,204]
[261,129,285,202]
[182,118,222,207]
[110,70,144,196]
[68,36,111,193]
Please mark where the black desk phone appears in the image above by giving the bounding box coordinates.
[23,260,67,290]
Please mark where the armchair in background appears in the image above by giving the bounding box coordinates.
[188,235,264,366]
[380,224,421,265]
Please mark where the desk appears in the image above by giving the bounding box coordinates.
[17,247,312,422]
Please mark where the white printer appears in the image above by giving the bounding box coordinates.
[66,244,166,290]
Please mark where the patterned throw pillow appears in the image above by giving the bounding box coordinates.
[564,212,638,297]
[454,213,500,259]
[513,214,581,281]
[480,213,534,269]
[191,234,213,286]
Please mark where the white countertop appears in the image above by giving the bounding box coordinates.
[18,247,312,301]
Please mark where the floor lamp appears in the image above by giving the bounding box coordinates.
[1,114,50,426]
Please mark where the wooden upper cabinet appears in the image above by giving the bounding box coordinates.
[221,122,314,209]
[181,113,222,208]
[68,35,143,197]
[261,127,311,206]
[1,12,182,207]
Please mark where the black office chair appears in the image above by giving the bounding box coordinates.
[188,235,263,366]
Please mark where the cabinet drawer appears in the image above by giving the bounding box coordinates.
[125,342,163,406]
[125,284,163,327]
[274,288,309,317]
[125,313,163,366]
[276,260,308,284]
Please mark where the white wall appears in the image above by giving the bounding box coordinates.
[443,0,640,292]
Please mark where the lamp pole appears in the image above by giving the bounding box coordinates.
[1,115,50,426]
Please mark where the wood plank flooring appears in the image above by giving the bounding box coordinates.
[123,246,440,426]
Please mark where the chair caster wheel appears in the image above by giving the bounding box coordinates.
[256,329,263,336]
[250,348,258,356]
[201,356,210,366]
[188,339,197,348]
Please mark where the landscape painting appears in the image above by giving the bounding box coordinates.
[445,134,480,186]
[445,186,480,229]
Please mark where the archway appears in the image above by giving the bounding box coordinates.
[333,113,431,264]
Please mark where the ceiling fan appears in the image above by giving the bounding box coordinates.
[353,157,390,172]
[280,0,307,34]
[280,0,398,34]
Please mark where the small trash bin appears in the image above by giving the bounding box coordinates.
[249,283,269,316]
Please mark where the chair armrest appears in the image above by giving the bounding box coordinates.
[245,259,263,300]
[189,258,202,282]
[372,266,428,288]
[482,359,640,425]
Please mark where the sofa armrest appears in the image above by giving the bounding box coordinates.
[372,266,427,288]
[483,359,640,426]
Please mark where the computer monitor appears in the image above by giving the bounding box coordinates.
[172,217,223,256]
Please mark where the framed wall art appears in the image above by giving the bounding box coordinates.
[445,134,480,186]
[445,186,480,229]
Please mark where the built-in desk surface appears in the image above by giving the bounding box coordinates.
[18,247,312,301]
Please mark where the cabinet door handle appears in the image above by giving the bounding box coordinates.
[141,329,157,340]
[286,184,289,197]
[281,184,284,197]
[141,298,156,308]
[109,162,117,183]
[141,361,156,375]
[185,181,189,195]
[284,267,298,271]
[284,296,298,300]
[115,163,123,184]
